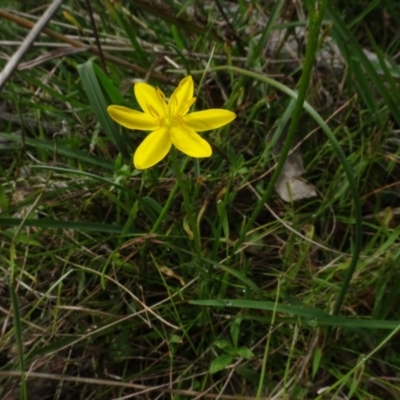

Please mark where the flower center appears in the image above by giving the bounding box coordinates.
[164,115,175,129]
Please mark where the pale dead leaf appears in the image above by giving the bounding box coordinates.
[159,266,185,286]
[276,177,317,202]
[275,146,317,202]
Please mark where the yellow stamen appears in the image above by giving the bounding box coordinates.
[147,104,159,119]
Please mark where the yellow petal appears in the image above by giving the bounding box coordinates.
[182,109,236,132]
[170,126,212,158]
[134,127,171,169]
[134,82,166,117]
[107,105,159,130]
[170,76,194,115]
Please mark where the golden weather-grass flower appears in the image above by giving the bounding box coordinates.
[107,75,236,170]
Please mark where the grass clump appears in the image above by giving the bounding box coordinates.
[1,1,400,399]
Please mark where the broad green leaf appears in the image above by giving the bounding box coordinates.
[213,339,231,350]
[214,339,236,356]
[236,346,254,359]
[209,354,233,375]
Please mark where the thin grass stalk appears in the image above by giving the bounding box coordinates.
[236,0,328,253]
[9,282,27,400]
[151,158,190,234]
[212,0,361,315]
[211,63,362,316]
[170,148,201,259]
[256,279,281,399]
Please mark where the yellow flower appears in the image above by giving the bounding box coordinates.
[107,76,236,170]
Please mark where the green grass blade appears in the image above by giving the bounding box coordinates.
[30,165,138,197]
[78,60,131,161]
[347,0,381,28]
[107,2,149,67]
[17,70,85,108]
[191,300,400,330]
[210,59,362,316]
[247,0,285,67]
[327,5,400,127]
[92,63,131,106]
[203,257,265,300]
[367,29,400,107]
[9,283,27,399]
[0,133,114,170]
[229,0,329,265]
[0,217,135,234]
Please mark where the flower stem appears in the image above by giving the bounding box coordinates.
[170,147,202,259]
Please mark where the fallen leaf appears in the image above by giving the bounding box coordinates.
[274,145,317,202]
